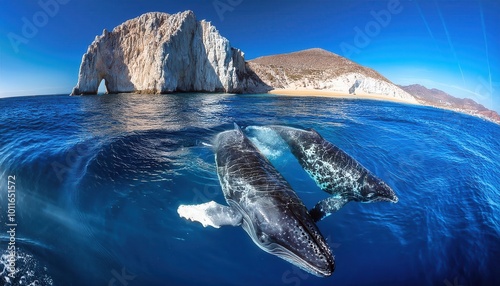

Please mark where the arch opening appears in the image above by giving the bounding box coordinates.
[97,78,109,94]
[97,79,108,94]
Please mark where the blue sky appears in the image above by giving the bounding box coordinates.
[1,0,499,112]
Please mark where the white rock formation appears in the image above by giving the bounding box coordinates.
[71,11,268,95]
[296,72,417,102]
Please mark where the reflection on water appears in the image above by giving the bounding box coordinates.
[79,93,230,137]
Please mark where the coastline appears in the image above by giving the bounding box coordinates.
[268,88,420,105]
[267,88,500,125]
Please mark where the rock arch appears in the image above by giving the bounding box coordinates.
[70,11,270,95]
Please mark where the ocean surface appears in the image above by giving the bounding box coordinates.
[0,93,499,286]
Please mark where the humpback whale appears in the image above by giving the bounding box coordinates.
[177,124,334,277]
[267,126,398,222]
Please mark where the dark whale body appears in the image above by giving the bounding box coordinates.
[268,126,398,222]
[178,124,334,277]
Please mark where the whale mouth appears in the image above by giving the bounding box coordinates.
[384,191,399,203]
[271,211,335,277]
[364,179,399,204]
[248,227,334,277]
[243,209,335,277]
[372,195,398,203]
[269,244,334,277]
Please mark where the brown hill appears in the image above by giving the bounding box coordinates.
[247,48,416,102]
[249,48,389,82]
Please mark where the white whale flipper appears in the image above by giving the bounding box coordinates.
[177,201,243,228]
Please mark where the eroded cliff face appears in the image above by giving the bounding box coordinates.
[71,11,268,95]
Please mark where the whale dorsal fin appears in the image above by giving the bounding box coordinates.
[308,128,324,139]
[234,123,243,133]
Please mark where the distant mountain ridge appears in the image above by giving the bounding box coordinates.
[399,84,500,124]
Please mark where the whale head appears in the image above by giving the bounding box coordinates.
[240,200,335,277]
[359,173,399,203]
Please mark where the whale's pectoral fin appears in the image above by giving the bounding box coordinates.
[309,196,350,222]
[177,201,243,228]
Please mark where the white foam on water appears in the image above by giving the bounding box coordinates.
[201,142,212,147]
[0,248,53,285]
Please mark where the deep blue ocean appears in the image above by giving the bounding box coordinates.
[0,93,499,286]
